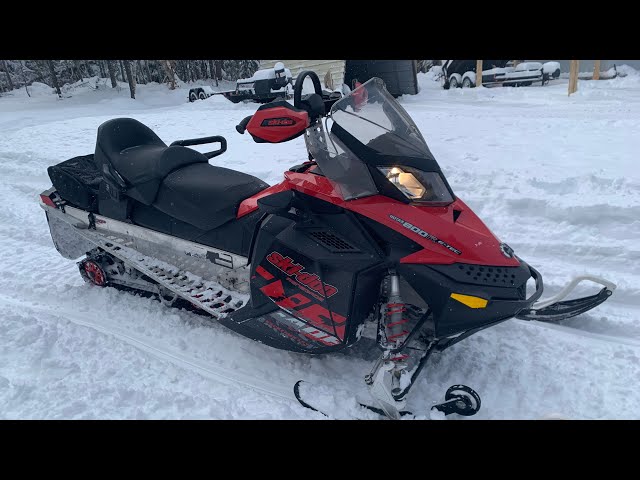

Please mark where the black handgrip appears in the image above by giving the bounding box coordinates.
[236,116,253,134]
[170,135,227,159]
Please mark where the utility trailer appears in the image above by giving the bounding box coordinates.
[442,60,560,89]
[188,62,294,104]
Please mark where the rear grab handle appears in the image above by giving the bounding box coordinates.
[170,135,227,159]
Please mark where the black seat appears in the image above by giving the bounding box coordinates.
[95,118,207,205]
[153,163,269,231]
[94,117,268,231]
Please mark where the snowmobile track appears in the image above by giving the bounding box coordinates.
[44,209,251,319]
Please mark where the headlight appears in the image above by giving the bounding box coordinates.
[378,166,454,204]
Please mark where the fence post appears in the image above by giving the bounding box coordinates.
[568,60,579,95]
[476,60,483,87]
[593,60,601,80]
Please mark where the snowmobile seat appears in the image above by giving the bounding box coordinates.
[153,163,269,231]
[95,118,208,205]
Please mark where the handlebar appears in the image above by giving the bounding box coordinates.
[235,116,253,134]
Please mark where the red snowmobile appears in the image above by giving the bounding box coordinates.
[40,71,615,418]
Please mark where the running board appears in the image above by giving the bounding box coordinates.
[516,276,616,322]
[39,197,248,270]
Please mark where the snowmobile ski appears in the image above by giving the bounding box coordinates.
[516,276,615,322]
[293,380,414,419]
[293,380,481,419]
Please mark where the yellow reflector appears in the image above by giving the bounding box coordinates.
[450,293,488,309]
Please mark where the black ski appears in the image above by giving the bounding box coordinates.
[516,287,613,322]
[293,380,414,419]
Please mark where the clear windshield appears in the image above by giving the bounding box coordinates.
[304,120,379,201]
[330,77,431,157]
[304,77,443,202]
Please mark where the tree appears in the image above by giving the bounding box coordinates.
[208,60,217,86]
[83,60,92,78]
[123,60,136,99]
[119,60,125,82]
[1,60,14,91]
[160,60,176,90]
[20,61,30,97]
[106,61,117,88]
[144,60,152,84]
[222,60,259,81]
[73,60,83,82]
[47,60,62,97]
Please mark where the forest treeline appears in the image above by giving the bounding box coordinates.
[0,60,260,99]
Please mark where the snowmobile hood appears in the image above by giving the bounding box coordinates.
[346,195,521,267]
[274,171,520,267]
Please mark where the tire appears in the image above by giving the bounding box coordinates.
[552,68,560,79]
[449,75,459,89]
[462,77,474,88]
[189,91,197,102]
[198,91,207,100]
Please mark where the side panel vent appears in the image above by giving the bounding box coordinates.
[306,230,359,253]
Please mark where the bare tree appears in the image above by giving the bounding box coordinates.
[208,60,217,86]
[1,60,14,90]
[123,60,136,99]
[214,60,222,83]
[160,60,176,90]
[146,60,153,83]
[20,61,30,97]
[136,60,146,84]
[106,61,117,88]
[73,60,83,82]
[98,61,106,78]
[47,60,62,97]
[32,61,46,83]
[119,60,125,82]
[145,60,152,84]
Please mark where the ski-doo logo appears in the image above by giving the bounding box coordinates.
[389,214,462,255]
[266,251,338,298]
[261,117,295,127]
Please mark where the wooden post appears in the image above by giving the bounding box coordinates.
[476,60,483,87]
[593,60,601,80]
[568,60,579,95]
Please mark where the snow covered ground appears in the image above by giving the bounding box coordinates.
[1,72,639,419]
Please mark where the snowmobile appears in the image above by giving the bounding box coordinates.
[40,70,616,419]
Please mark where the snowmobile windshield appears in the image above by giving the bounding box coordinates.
[329,77,430,158]
[305,77,454,204]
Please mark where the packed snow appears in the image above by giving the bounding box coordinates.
[1,70,639,419]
